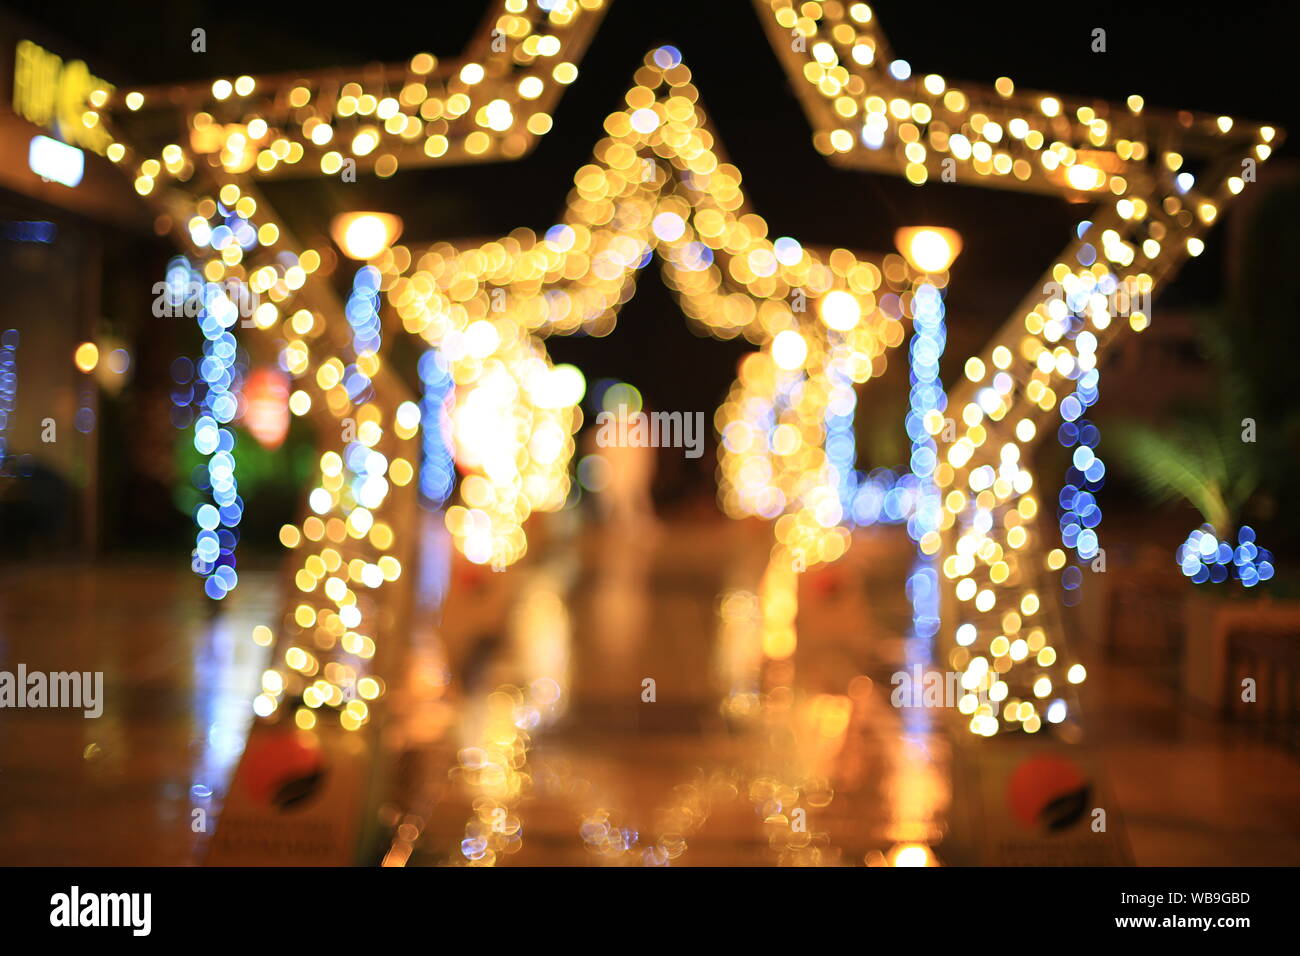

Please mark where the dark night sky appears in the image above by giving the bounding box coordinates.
[4,0,1295,424]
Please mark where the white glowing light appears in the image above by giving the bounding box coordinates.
[29,136,84,187]
[771,330,808,370]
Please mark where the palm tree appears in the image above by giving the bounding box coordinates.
[1109,412,1255,539]
[1111,172,1300,555]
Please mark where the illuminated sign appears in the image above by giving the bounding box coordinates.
[29,134,84,187]
[12,40,114,155]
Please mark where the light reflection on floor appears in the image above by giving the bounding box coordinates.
[403,514,950,866]
[2,516,1297,865]
[0,560,271,864]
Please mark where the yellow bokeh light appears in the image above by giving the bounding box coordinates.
[74,342,99,372]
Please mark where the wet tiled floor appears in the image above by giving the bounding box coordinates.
[406,517,950,865]
[0,559,270,865]
[1,517,1296,865]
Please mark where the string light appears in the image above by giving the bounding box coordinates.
[1178,524,1274,587]
[171,251,247,601]
[92,2,1278,734]
[417,350,456,508]
[0,331,17,468]
[382,46,904,590]
[97,0,609,190]
[758,0,1281,733]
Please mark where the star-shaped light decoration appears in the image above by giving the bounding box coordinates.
[104,0,608,179]
[755,0,1282,735]
[85,0,608,731]
[86,0,1279,743]
[92,9,929,729]
[377,43,936,660]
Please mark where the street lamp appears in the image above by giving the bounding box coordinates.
[330,212,403,260]
[894,226,962,274]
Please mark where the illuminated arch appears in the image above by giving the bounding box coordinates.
[754,0,1281,735]
[95,31,934,732]
[85,0,1281,742]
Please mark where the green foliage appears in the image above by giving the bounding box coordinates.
[1111,175,1300,548]
[1109,417,1253,535]
[172,419,317,545]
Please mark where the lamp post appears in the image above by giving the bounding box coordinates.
[894,226,962,275]
[330,212,403,260]
[893,227,962,754]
